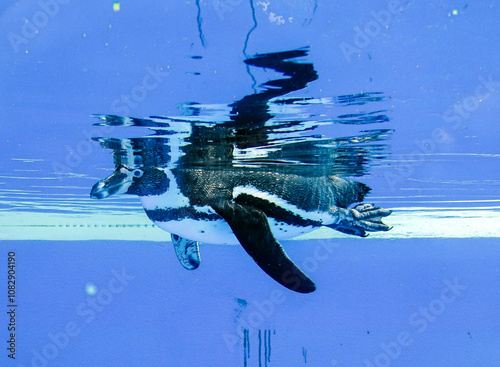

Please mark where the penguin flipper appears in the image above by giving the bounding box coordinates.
[210,199,316,294]
[171,234,201,270]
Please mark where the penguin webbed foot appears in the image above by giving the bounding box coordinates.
[331,204,392,236]
[171,234,201,270]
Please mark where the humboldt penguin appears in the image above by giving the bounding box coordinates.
[91,165,392,293]
[90,48,392,293]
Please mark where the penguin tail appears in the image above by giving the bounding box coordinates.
[327,176,371,208]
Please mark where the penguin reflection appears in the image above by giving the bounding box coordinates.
[91,50,392,293]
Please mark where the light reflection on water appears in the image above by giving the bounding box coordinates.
[1,49,498,240]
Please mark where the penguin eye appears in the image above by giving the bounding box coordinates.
[132,169,144,178]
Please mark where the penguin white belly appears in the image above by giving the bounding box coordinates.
[139,187,323,245]
[153,218,239,244]
[152,216,318,245]
[267,218,317,239]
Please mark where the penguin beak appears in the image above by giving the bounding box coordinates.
[90,167,133,199]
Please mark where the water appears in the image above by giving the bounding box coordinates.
[1,1,499,366]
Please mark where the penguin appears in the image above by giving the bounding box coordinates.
[90,48,392,293]
[91,165,392,293]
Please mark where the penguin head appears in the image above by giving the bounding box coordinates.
[90,165,170,199]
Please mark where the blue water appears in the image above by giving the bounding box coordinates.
[1,1,499,366]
